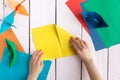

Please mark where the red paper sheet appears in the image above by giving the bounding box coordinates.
[66,0,89,33]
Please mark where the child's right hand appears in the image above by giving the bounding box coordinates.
[70,37,94,63]
[70,37,102,80]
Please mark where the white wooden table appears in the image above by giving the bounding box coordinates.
[0,0,120,80]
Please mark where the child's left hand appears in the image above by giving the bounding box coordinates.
[28,50,44,80]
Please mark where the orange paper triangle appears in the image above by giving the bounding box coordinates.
[0,29,24,60]
[7,0,29,16]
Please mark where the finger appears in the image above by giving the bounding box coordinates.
[70,38,83,56]
[75,37,82,43]
[34,51,42,64]
[40,61,43,66]
[37,51,43,63]
[70,37,82,49]
[31,51,40,60]
[70,37,80,52]
[71,37,83,49]
[76,37,85,47]
[82,40,89,48]
[40,61,44,69]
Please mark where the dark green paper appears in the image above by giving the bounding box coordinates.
[6,38,17,68]
[83,0,120,47]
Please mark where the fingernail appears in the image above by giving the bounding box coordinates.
[70,36,73,40]
[36,50,41,53]
[41,52,43,54]
[40,50,44,54]
[75,37,79,40]
[70,36,72,39]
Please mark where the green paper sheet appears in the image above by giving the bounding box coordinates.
[6,38,17,68]
[83,0,120,47]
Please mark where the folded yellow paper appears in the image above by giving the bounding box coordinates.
[32,24,75,60]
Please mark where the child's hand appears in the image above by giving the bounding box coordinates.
[70,37,94,63]
[28,51,43,80]
[70,37,102,80]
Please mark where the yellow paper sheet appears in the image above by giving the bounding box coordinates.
[32,24,75,60]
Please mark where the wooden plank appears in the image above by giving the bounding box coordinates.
[56,0,82,80]
[30,0,55,80]
[109,44,120,80]
[82,29,108,80]
[4,0,29,53]
[0,0,3,19]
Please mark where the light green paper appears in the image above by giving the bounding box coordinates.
[6,38,17,68]
[83,0,120,47]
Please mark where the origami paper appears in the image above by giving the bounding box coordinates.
[82,12,108,28]
[7,0,29,16]
[66,0,89,34]
[82,0,120,48]
[6,39,17,68]
[0,11,15,34]
[32,24,75,60]
[38,61,52,80]
[0,48,52,80]
[82,11,108,50]
[0,29,24,60]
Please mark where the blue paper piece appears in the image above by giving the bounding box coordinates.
[82,11,108,28]
[38,61,51,80]
[0,48,52,80]
[82,11,107,50]
[0,11,16,34]
[80,3,107,50]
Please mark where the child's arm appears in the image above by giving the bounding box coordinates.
[28,51,43,80]
[70,37,102,80]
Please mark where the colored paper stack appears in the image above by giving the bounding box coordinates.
[66,0,120,51]
[0,0,51,80]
